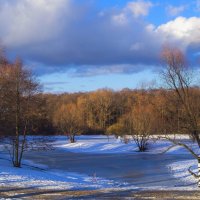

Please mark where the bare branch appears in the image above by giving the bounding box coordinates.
[160,144,177,154]
[158,136,198,159]
[188,166,198,179]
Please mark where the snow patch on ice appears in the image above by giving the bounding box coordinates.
[0,158,117,190]
[168,159,198,187]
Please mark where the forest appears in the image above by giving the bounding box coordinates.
[0,47,200,148]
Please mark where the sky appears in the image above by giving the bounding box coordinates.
[0,0,200,93]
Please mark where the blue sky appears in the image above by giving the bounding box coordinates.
[0,0,200,92]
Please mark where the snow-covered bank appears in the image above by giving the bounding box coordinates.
[1,135,198,155]
[52,135,200,156]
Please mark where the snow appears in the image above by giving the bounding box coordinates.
[52,135,138,153]
[53,135,200,156]
[168,159,198,187]
[0,135,199,192]
[0,155,197,192]
[0,157,116,190]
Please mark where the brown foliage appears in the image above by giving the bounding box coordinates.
[53,103,84,143]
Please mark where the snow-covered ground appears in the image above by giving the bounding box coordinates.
[0,135,199,192]
[53,135,200,155]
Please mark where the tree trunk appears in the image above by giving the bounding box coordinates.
[198,156,200,187]
[13,70,21,168]
[70,134,75,143]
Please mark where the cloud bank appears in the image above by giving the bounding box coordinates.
[0,0,199,76]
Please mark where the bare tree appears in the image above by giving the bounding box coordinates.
[0,58,40,167]
[161,46,200,186]
[53,103,84,143]
[130,92,156,151]
[107,91,156,151]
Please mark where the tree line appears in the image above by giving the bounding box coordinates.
[1,48,200,146]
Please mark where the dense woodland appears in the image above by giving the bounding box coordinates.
[2,78,198,139]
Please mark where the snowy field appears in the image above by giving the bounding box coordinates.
[0,135,199,193]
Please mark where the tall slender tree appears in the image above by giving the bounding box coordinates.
[0,57,40,167]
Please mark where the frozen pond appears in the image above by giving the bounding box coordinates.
[23,150,194,188]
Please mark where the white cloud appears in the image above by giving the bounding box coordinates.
[112,0,153,25]
[70,64,149,77]
[166,5,186,16]
[0,0,70,47]
[112,13,128,25]
[156,17,200,49]
[126,0,153,18]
